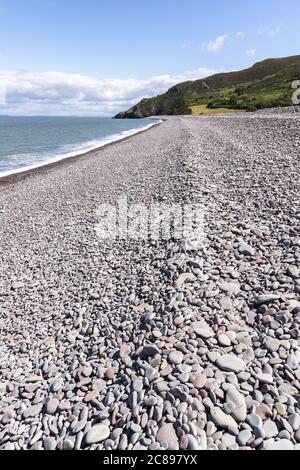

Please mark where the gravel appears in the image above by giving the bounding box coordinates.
[0,108,300,450]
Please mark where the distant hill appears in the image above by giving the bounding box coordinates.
[115,55,300,118]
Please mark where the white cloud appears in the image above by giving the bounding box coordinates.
[268,26,281,38]
[207,34,228,53]
[0,67,221,116]
[258,24,284,38]
[236,32,245,40]
[246,48,256,59]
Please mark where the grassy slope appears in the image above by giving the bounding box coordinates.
[115,56,300,118]
[191,104,243,116]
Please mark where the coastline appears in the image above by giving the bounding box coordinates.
[0,118,163,188]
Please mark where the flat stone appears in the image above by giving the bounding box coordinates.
[263,419,279,439]
[43,437,57,451]
[246,414,263,430]
[85,424,110,445]
[287,265,299,279]
[216,355,246,373]
[11,281,25,290]
[156,382,169,393]
[239,242,255,256]
[221,433,237,448]
[226,386,247,422]
[264,439,294,451]
[278,383,298,395]
[92,379,106,392]
[45,398,59,415]
[119,345,131,359]
[219,297,232,311]
[193,325,214,339]
[168,351,184,365]
[142,345,160,357]
[174,315,184,326]
[105,368,115,380]
[63,439,74,450]
[23,403,43,419]
[175,273,196,289]
[256,405,272,421]
[84,390,99,403]
[133,379,143,392]
[256,294,280,305]
[192,373,207,389]
[145,366,157,381]
[82,367,93,378]
[156,424,179,450]
[219,282,241,295]
[210,407,239,436]
[288,414,300,431]
[237,430,252,446]
[4,443,15,451]
[218,334,232,347]
[186,434,199,450]
[256,373,274,384]
[275,403,287,416]
[265,338,281,353]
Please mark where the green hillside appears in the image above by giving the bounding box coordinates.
[115,55,300,118]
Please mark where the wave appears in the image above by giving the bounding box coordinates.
[0,119,162,178]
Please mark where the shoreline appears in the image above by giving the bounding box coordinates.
[0,118,163,188]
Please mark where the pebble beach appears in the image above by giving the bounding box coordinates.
[0,108,300,451]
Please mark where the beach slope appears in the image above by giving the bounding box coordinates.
[0,109,300,451]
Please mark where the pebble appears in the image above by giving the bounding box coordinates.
[275,403,287,416]
[265,338,281,353]
[156,424,179,450]
[192,322,214,339]
[256,294,281,305]
[45,398,59,415]
[210,407,239,436]
[216,355,246,373]
[168,351,184,365]
[192,373,207,389]
[237,430,252,446]
[226,386,247,422]
[239,242,255,257]
[133,379,143,392]
[263,419,279,439]
[264,439,294,451]
[247,414,263,430]
[256,373,274,385]
[219,297,232,311]
[23,404,43,419]
[85,424,110,445]
[175,273,196,289]
[287,266,299,279]
[186,434,199,450]
[105,368,115,380]
[142,345,160,357]
[11,281,25,290]
[219,282,241,295]
[218,334,232,347]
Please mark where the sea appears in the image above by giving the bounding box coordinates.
[0,116,161,177]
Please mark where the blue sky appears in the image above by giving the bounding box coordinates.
[0,0,299,115]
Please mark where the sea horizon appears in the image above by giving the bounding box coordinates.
[0,116,161,178]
